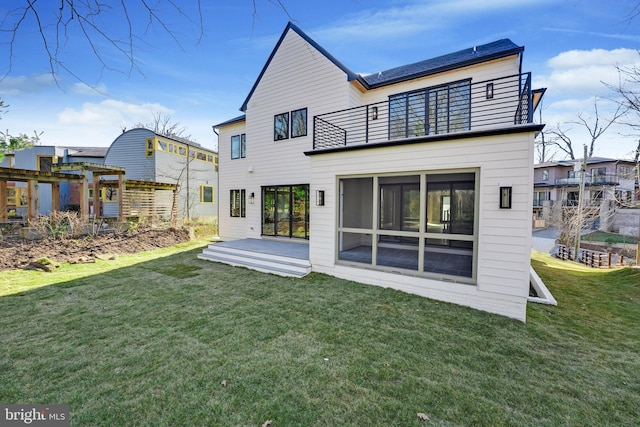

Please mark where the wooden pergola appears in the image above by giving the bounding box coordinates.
[52,163,126,221]
[99,178,178,223]
[0,163,125,222]
[0,163,178,224]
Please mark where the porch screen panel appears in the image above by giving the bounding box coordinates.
[339,177,374,264]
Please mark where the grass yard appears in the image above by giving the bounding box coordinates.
[0,243,639,426]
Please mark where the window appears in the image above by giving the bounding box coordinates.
[37,155,54,172]
[145,139,154,157]
[230,189,246,217]
[591,167,606,184]
[533,191,546,207]
[291,108,307,138]
[542,170,549,181]
[201,185,214,203]
[274,113,289,140]
[389,80,470,139]
[338,171,477,280]
[231,134,246,159]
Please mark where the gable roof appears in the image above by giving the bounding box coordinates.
[240,22,359,112]
[236,23,524,113]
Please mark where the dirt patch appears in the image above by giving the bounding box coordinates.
[0,227,192,271]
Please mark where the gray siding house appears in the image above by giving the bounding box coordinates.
[104,128,218,222]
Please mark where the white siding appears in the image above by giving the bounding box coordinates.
[218,28,352,240]
[218,121,249,240]
[105,128,218,221]
[309,131,535,321]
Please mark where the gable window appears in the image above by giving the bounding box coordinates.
[231,134,246,159]
[274,112,289,140]
[201,185,214,203]
[230,189,246,217]
[389,80,471,139]
[291,108,307,138]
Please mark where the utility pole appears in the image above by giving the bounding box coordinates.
[574,145,588,261]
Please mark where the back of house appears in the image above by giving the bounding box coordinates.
[213,23,545,321]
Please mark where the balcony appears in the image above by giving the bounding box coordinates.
[555,174,620,187]
[313,73,536,151]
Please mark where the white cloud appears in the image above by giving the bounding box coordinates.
[58,99,172,127]
[0,74,58,96]
[312,0,554,43]
[536,48,640,97]
[72,82,109,96]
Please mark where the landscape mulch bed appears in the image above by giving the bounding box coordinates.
[0,227,191,271]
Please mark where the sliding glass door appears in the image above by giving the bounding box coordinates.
[262,184,309,239]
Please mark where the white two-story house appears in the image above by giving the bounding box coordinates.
[208,23,545,321]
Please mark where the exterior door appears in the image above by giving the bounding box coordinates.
[262,184,309,239]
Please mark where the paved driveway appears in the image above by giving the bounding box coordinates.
[532,227,559,253]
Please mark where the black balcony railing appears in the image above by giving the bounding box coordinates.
[313,72,534,150]
[555,174,620,186]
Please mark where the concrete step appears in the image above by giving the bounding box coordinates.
[197,244,311,278]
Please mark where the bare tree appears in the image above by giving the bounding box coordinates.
[575,98,626,158]
[546,97,626,160]
[1,1,203,86]
[546,123,577,160]
[1,1,293,86]
[129,112,194,142]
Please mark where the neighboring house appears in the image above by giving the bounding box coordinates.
[104,128,219,222]
[533,158,637,231]
[211,23,545,321]
[0,145,107,217]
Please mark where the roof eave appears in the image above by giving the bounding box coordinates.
[240,22,358,112]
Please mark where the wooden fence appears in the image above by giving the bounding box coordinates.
[557,244,626,268]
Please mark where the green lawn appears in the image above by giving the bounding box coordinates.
[1,243,638,426]
[582,230,639,244]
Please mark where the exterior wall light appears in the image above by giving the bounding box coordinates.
[249,192,255,204]
[371,106,378,120]
[316,190,325,206]
[486,83,494,99]
[500,186,512,209]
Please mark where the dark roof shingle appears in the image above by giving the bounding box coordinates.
[361,39,523,88]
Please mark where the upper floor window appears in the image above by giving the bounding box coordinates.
[145,138,155,157]
[274,108,308,140]
[591,168,607,184]
[274,112,289,140]
[292,108,307,138]
[389,79,471,139]
[37,155,54,172]
[231,134,246,159]
[542,170,549,180]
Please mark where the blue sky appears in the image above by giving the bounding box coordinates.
[1,0,639,160]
